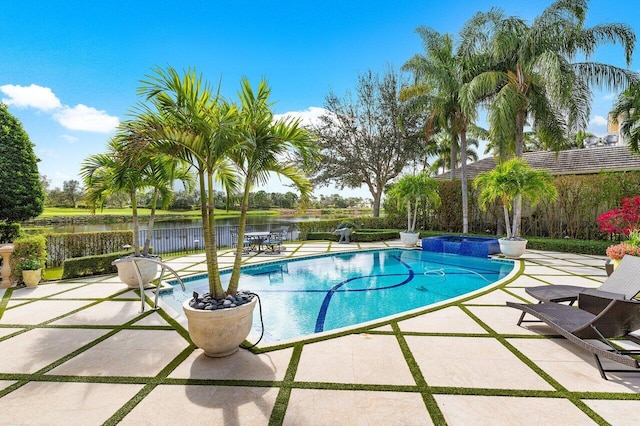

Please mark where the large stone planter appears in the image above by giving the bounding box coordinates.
[182,297,257,357]
[22,269,42,288]
[399,232,420,247]
[499,238,528,258]
[115,258,160,289]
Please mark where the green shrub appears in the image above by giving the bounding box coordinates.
[47,230,134,267]
[296,217,390,240]
[0,223,21,243]
[525,237,610,256]
[10,234,47,278]
[62,250,134,279]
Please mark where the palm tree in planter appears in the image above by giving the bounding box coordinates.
[81,131,194,287]
[388,171,440,247]
[137,66,269,357]
[474,157,557,257]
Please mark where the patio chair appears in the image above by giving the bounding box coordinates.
[507,292,640,379]
[230,229,252,254]
[525,255,640,304]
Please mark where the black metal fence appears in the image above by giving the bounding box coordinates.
[139,223,297,256]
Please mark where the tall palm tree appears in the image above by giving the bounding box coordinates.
[460,0,636,236]
[136,66,243,298]
[611,81,640,152]
[460,0,636,159]
[226,78,317,294]
[402,26,481,233]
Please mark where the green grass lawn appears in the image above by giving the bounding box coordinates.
[39,207,278,219]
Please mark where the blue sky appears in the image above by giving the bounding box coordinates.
[1,0,638,200]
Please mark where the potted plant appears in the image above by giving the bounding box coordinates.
[598,197,640,274]
[474,158,557,258]
[18,256,43,288]
[139,68,316,357]
[388,172,440,247]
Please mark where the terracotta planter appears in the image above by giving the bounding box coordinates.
[22,269,42,288]
[115,259,160,289]
[499,238,528,258]
[399,232,420,247]
[182,297,257,357]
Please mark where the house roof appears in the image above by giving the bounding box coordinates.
[437,145,640,179]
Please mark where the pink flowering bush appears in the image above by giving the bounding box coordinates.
[598,196,640,235]
[606,243,640,260]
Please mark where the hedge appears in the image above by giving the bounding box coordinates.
[47,230,133,267]
[62,249,135,279]
[0,223,21,244]
[525,237,610,256]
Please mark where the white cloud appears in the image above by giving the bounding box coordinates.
[1,84,62,111]
[39,148,59,158]
[589,115,608,127]
[603,92,617,101]
[60,134,79,143]
[53,104,119,133]
[274,106,329,128]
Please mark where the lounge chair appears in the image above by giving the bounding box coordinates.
[507,292,640,379]
[525,255,640,304]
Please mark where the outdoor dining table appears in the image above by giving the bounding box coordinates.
[244,231,273,252]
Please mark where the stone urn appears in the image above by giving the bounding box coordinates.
[182,296,257,357]
[114,257,160,289]
[22,269,42,288]
[399,232,420,247]
[499,238,528,258]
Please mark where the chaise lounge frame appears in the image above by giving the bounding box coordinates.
[507,292,640,380]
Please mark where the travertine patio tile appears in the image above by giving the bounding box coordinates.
[131,311,172,326]
[0,328,108,374]
[169,347,292,381]
[583,399,640,426]
[47,283,127,299]
[531,274,601,287]
[406,335,554,390]
[98,275,129,283]
[0,382,143,426]
[560,266,608,276]
[508,338,640,393]
[466,306,555,336]
[503,287,537,302]
[0,300,92,325]
[571,258,609,267]
[435,394,595,426]
[464,289,523,305]
[397,306,487,334]
[506,275,553,287]
[0,380,16,390]
[529,258,587,267]
[47,329,189,377]
[296,334,414,385]
[284,389,432,426]
[50,300,149,326]
[0,327,23,338]
[522,265,571,275]
[120,385,278,425]
[370,324,393,332]
[10,283,84,298]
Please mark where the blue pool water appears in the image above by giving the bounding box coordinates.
[161,249,514,343]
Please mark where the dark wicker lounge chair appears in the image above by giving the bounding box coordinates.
[525,255,640,304]
[507,292,640,379]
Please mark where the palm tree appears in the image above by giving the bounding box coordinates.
[474,158,557,240]
[388,171,440,234]
[136,66,242,299]
[428,131,479,176]
[611,81,640,152]
[80,134,193,257]
[460,0,635,238]
[460,0,636,159]
[402,26,482,233]
[226,77,317,294]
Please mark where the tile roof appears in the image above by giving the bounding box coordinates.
[437,145,640,179]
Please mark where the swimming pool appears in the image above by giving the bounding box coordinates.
[161,249,514,343]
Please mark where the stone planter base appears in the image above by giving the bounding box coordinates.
[499,238,528,258]
[183,297,257,357]
[115,258,160,289]
[399,232,420,248]
[22,269,42,288]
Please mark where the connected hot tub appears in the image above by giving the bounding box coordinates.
[421,235,500,258]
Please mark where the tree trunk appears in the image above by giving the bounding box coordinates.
[371,188,382,217]
[512,194,522,239]
[131,189,140,257]
[460,130,469,234]
[143,189,158,255]
[503,202,512,240]
[450,140,457,180]
[228,172,252,295]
